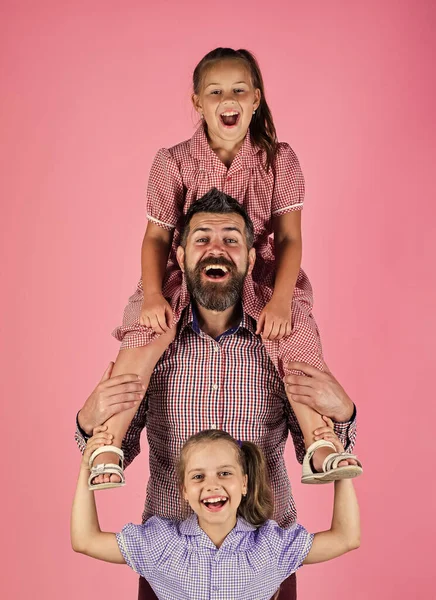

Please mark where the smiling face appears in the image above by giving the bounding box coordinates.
[176,212,256,312]
[192,59,261,147]
[183,440,248,533]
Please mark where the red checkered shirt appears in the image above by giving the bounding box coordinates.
[113,126,323,377]
[77,304,357,528]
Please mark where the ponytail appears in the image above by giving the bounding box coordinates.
[238,441,274,526]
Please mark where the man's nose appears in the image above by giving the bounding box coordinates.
[207,240,226,255]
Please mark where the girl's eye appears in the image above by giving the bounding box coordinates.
[219,471,232,477]
[210,90,221,95]
[192,474,204,480]
[234,89,245,93]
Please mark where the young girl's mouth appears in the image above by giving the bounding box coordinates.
[220,111,240,127]
[201,496,229,512]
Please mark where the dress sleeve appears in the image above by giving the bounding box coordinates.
[116,517,171,578]
[264,521,314,577]
[146,148,185,230]
[271,143,305,216]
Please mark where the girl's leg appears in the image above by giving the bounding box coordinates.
[92,328,175,485]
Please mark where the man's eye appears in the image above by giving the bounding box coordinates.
[195,238,208,243]
[210,90,221,95]
[225,239,237,244]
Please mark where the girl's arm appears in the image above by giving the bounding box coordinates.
[256,211,302,340]
[140,222,174,333]
[303,421,361,564]
[304,479,360,564]
[71,427,125,563]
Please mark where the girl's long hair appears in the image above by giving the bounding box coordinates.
[177,429,274,527]
[193,47,279,171]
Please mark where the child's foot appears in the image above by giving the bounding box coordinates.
[91,450,123,485]
[311,445,358,473]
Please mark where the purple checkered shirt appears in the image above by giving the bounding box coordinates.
[75,304,356,527]
[116,514,314,600]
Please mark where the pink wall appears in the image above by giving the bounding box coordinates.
[1,0,434,597]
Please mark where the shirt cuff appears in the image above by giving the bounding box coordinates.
[76,412,90,440]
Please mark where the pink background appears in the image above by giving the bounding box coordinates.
[1,0,435,598]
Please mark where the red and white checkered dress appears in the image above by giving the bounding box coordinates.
[113,125,323,376]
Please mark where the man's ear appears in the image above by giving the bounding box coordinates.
[176,245,186,272]
[191,93,203,116]
[247,247,256,276]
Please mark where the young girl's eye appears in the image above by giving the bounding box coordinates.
[192,474,204,480]
[219,471,232,477]
[210,90,221,95]
[234,89,245,94]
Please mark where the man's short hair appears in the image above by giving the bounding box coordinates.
[180,188,255,248]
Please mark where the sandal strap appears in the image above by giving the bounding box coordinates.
[323,452,362,472]
[88,445,124,470]
[88,463,126,487]
[305,440,337,463]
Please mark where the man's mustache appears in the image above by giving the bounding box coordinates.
[195,256,235,273]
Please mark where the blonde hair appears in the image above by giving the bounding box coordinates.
[177,429,274,527]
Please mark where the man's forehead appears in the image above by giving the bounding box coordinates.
[189,212,246,234]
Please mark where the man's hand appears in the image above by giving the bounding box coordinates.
[140,292,173,334]
[284,362,354,423]
[78,363,146,436]
[256,297,292,341]
[81,426,114,471]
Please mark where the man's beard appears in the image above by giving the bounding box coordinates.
[185,256,247,312]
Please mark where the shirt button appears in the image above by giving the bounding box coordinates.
[211,424,217,429]
[213,345,219,352]
[212,383,218,390]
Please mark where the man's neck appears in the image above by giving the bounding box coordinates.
[194,302,242,339]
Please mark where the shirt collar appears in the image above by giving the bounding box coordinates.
[180,302,256,341]
[179,513,257,542]
[189,124,261,170]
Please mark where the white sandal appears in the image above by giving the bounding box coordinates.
[301,440,363,484]
[88,445,126,490]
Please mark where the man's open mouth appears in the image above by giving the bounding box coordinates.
[220,111,240,127]
[203,264,230,280]
[201,496,229,511]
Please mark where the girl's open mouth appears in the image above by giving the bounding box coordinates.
[201,496,229,512]
[220,111,240,127]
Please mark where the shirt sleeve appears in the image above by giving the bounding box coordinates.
[333,405,357,453]
[116,517,171,578]
[146,148,185,230]
[271,143,305,216]
[264,521,314,577]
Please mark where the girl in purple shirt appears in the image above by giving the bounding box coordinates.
[71,426,361,600]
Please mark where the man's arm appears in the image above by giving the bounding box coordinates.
[284,362,357,461]
[74,362,147,467]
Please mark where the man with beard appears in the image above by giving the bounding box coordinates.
[75,189,357,600]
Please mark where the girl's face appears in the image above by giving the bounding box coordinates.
[183,440,248,531]
[192,59,261,148]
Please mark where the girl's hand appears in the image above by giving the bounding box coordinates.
[81,426,114,471]
[256,297,292,340]
[140,293,173,334]
[313,416,345,454]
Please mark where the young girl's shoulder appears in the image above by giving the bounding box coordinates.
[152,136,194,169]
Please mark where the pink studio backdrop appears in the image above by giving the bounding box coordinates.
[1,1,435,598]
